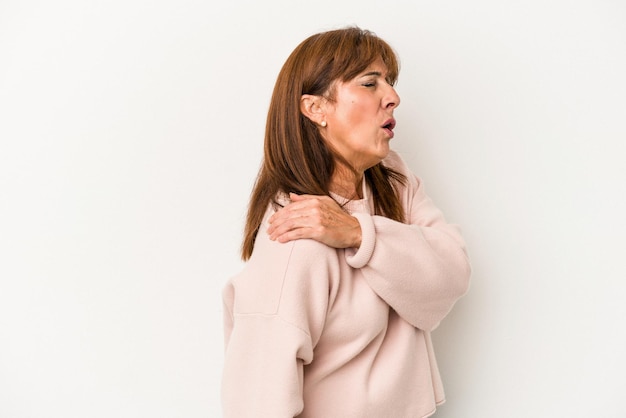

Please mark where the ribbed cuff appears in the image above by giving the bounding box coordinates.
[345,212,376,268]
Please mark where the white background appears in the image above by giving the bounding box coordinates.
[1,0,625,417]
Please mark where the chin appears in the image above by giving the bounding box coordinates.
[377,144,391,160]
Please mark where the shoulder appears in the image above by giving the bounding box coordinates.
[226,205,340,316]
[254,203,340,268]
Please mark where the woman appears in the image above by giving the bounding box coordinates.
[222,27,470,417]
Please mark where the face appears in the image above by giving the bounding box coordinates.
[321,58,401,173]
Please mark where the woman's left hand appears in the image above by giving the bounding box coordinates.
[267,193,362,249]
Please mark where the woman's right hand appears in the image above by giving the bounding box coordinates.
[267,193,362,249]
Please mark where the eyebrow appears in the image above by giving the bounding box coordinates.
[360,71,383,77]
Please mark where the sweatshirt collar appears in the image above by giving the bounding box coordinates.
[329,180,371,215]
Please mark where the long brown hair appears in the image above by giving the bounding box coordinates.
[241,27,406,260]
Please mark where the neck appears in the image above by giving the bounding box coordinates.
[329,163,364,199]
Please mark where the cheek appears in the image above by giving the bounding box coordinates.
[343,102,370,126]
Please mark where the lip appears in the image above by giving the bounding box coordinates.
[382,118,396,138]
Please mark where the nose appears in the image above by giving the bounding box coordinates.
[383,84,401,109]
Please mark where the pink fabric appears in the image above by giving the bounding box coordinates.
[222,151,471,417]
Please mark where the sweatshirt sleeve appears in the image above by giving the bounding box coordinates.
[222,228,336,417]
[345,156,471,332]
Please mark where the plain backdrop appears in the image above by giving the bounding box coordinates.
[1,0,625,417]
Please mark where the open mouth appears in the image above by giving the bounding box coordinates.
[382,119,396,137]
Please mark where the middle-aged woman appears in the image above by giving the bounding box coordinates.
[222,27,471,417]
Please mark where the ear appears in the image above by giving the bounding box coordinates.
[300,94,326,126]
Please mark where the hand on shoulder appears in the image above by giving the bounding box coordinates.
[267,193,362,249]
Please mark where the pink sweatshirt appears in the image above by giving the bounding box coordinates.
[222,151,471,417]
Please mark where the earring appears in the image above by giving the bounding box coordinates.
[321,121,327,127]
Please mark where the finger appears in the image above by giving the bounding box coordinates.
[273,226,309,243]
[268,203,329,239]
[268,202,311,232]
[289,192,309,201]
[269,197,314,220]
[269,215,318,241]
[269,197,326,225]
[289,193,331,203]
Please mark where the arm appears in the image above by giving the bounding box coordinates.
[222,227,335,417]
[346,172,471,331]
[221,305,312,417]
[266,154,470,331]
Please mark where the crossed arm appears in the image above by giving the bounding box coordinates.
[266,176,471,332]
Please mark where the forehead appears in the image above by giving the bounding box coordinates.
[353,58,390,79]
